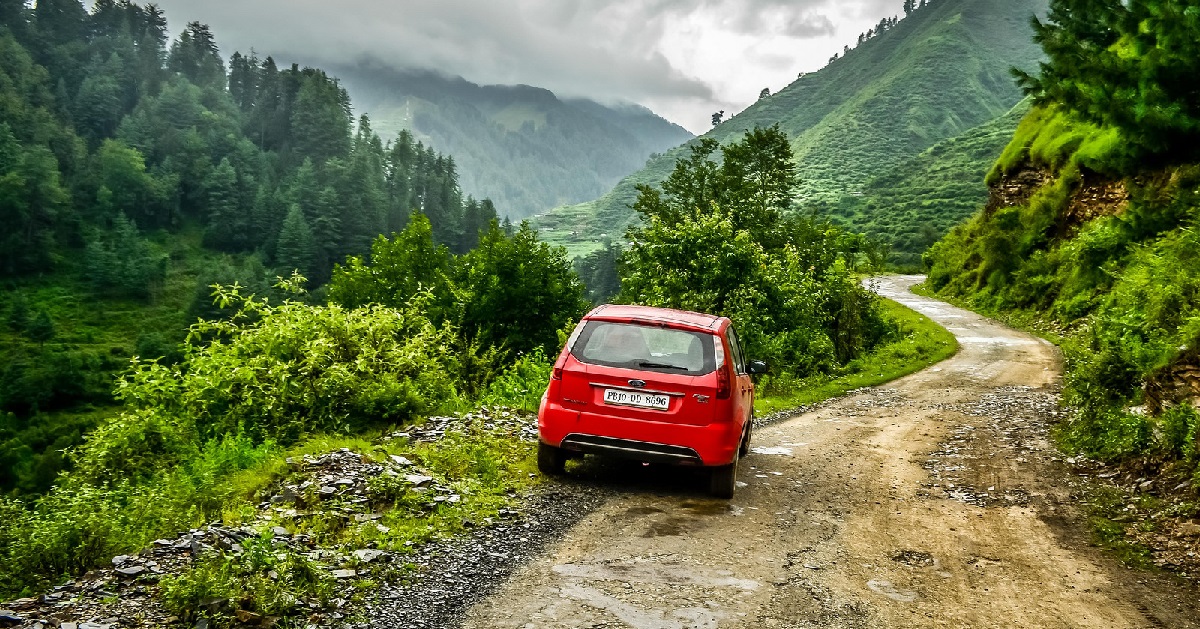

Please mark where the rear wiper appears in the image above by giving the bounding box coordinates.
[636,361,690,371]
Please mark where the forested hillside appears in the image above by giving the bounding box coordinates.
[330,63,693,219]
[925,0,1200,507]
[837,100,1031,268]
[0,0,498,494]
[537,0,1046,258]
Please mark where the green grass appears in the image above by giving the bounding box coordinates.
[755,296,959,414]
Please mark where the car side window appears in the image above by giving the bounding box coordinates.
[726,327,747,375]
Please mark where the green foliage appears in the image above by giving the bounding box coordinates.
[274,205,317,279]
[1015,0,1200,162]
[114,277,464,449]
[160,538,334,626]
[83,212,167,299]
[457,222,587,356]
[0,433,278,597]
[476,349,552,414]
[832,101,1031,268]
[927,109,1200,478]
[756,295,957,413]
[574,242,623,304]
[329,216,586,357]
[621,127,892,379]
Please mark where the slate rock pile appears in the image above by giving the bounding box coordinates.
[0,522,317,628]
[394,407,537,444]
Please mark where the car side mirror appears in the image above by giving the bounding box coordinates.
[747,360,769,375]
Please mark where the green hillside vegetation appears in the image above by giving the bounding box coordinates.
[833,99,1030,268]
[329,64,694,219]
[0,0,508,495]
[536,0,1047,257]
[925,0,1200,484]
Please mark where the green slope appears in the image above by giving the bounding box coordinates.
[834,99,1031,268]
[537,0,1047,255]
[328,64,694,220]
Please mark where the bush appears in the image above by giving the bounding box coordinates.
[115,276,464,446]
[477,349,552,413]
[329,213,587,357]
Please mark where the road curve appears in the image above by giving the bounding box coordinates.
[461,275,1199,629]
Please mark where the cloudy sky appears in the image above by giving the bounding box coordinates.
[145,0,901,133]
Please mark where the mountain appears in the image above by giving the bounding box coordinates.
[536,0,1048,257]
[836,99,1031,268]
[327,63,694,220]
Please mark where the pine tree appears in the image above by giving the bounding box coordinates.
[203,157,242,250]
[7,292,29,331]
[275,205,316,278]
[167,22,225,89]
[26,309,54,346]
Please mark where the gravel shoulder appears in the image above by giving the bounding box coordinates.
[456,275,1200,629]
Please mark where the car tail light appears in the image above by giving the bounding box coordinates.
[714,337,731,399]
[552,367,563,380]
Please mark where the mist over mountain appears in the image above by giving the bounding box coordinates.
[305,62,695,219]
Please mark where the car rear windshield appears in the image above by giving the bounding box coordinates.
[570,321,716,375]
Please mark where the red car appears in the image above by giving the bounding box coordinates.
[537,304,767,498]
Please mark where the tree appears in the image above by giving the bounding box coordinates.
[202,158,242,250]
[94,139,168,227]
[457,221,587,355]
[0,134,68,276]
[574,243,622,304]
[621,127,886,376]
[84,212,167,299]
[73,54,125,146]
[167,22,225,89]
[759,87,770,100]
[904,0,916,15]
[26,310,55,346]
[711,110,724,126]
[1015,0,1200,161]
[7,292,29,331]
[289,70,352,165]
[275,205,316,278]
[327,211,457,322]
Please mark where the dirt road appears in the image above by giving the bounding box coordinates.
[461,275,1199,629]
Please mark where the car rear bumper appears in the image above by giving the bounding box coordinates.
[538,402,740,466]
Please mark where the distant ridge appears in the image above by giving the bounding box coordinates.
[536,0,1047,257]
[328,62,693,220]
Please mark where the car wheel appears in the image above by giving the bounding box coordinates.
[709,452,738,499]
[538,442,566,475]
[738,414,754,458]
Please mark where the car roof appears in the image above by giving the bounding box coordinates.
[584,304,725,331]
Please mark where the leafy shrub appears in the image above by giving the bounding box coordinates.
[477,349,552,413]
[161,537,334,626]
[329,213,587,357]
[115,276,464,447]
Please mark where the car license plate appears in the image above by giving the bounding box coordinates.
[603,389,671,410]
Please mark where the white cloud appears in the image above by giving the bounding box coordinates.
[144,0,903,133]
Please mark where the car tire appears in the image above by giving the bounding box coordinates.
[739,414,754,458]
[538,442,566,475]
[709,453,738,499]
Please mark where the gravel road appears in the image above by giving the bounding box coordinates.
[456,275,1200,629]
